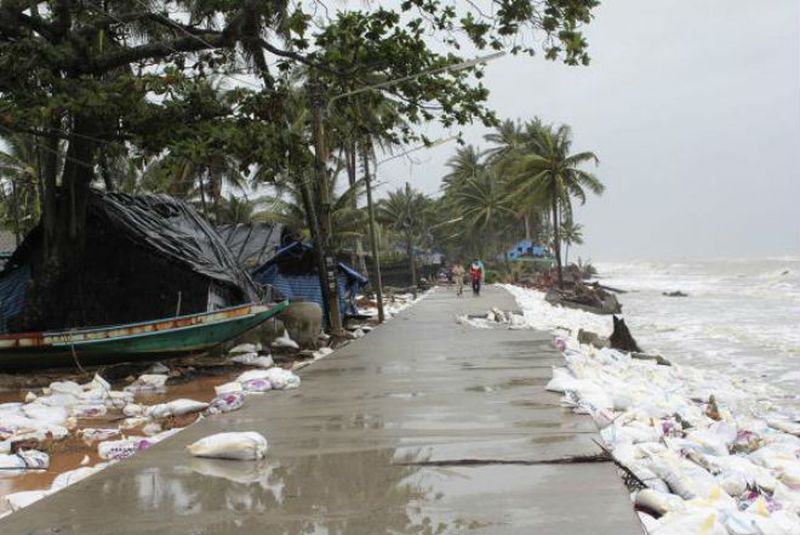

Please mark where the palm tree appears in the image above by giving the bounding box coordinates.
[504,121,603,287]
[442,145,483,195]
[484,119,544,241]
[560,219,584,266]
[0,133,45,242]
[449,170,515,259]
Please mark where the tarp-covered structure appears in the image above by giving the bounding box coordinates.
[0,191,262,333]
[252,241,368,324]
[217,223,284,271]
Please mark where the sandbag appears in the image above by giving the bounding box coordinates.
[145,399,208,419]
[187,431,268,460]
[205,393,246,415]
[4,490,48,511]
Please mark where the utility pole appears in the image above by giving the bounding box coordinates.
[308,81,344,335]
[405,182,417,298]
[362,141,385,322]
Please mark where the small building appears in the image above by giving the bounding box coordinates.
[252,241,368,324]
[506,239,552,260]
[0,192,261,333]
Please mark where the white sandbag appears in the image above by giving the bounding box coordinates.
[16,449,49,469]
[316,347,334,357]
[79,428,119,443]
[187,431,268,460]
[50,463,109,491]
[5,490,48,511]
[98,436,153,460]
[214,382,242,396]
[142,422,162,435]
[635,489,686,516]
[70,404,107,418]
[271,330,299,350]
[22,404,68,426]
[119,417,148,430]
[260,368,300,390]
[545,367,575,393]
[229,343,261,354]
[229,352,259,364]
[241,378,273,393]
[49,380,84,397]
[236,369,271,383]
[123,403,144,417]
[124,374,168,393]
[205,392,246,415]
[145,399,208,419]
[650,508,727,535]
[146,362,170,374]
[24,392,37,403]
[88,374,111,392]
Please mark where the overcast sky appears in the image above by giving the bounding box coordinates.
[377,0,800,260]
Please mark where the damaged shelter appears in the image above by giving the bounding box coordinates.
[0,191,262,334]
[251,240,368,324]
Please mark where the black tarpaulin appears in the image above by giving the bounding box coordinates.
[94,192,261,302]
[217,223,284,270]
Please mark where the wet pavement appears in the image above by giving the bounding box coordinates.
[0,286,642,534]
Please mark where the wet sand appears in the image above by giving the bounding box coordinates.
[0,368,244,514]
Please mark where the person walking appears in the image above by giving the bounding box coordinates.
[451,262,465,297]
[470,260,483,296]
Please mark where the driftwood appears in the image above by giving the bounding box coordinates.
[591,282,627,294]
[609,316,641,353]
[662,291,688,297]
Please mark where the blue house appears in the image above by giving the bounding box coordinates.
[252,241,368,325]
[506,239,551,260]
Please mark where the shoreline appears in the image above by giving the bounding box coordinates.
[501,283,800,534]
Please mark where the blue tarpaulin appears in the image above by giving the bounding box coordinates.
[252,241,368,325]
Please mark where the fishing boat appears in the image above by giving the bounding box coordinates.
[0,301,288,369]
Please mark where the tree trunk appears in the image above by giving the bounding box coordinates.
[551,193,563,288]
[523,214,531,241]
[24,113,97,330]
[565,243,570,266]
[362,141,384,323]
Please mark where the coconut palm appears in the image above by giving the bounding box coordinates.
[504,121,603,287]
[450,170,515,259]
[0,133,45,241]
[560,219,584,266]
[442,145,484,195]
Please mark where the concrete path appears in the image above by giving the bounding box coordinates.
[1,286,642,535]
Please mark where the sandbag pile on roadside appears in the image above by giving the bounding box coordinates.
[498,284,800,535]
[549,337,800,535]
[456,307,528,329]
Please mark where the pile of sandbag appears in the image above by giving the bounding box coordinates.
[548,337,800,535]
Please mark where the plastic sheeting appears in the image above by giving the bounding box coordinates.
[217,223,284,270]
[95,193,260,302]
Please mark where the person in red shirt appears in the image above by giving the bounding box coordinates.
[470,261,483,296]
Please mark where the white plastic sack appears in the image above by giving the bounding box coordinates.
[50,463,109,491]
[124,374,168,393]
[5,490,48,511]
[98,436,153,460]
[214,382,243,395]
[187,431,268,460]
[22,404,68,426]
[0,450,49,470]
[205,392,246,415]
[229,343,261,354]
[271,330,299,350]
[145,399,208,419]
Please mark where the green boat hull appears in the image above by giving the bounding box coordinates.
[0,301,288,370]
